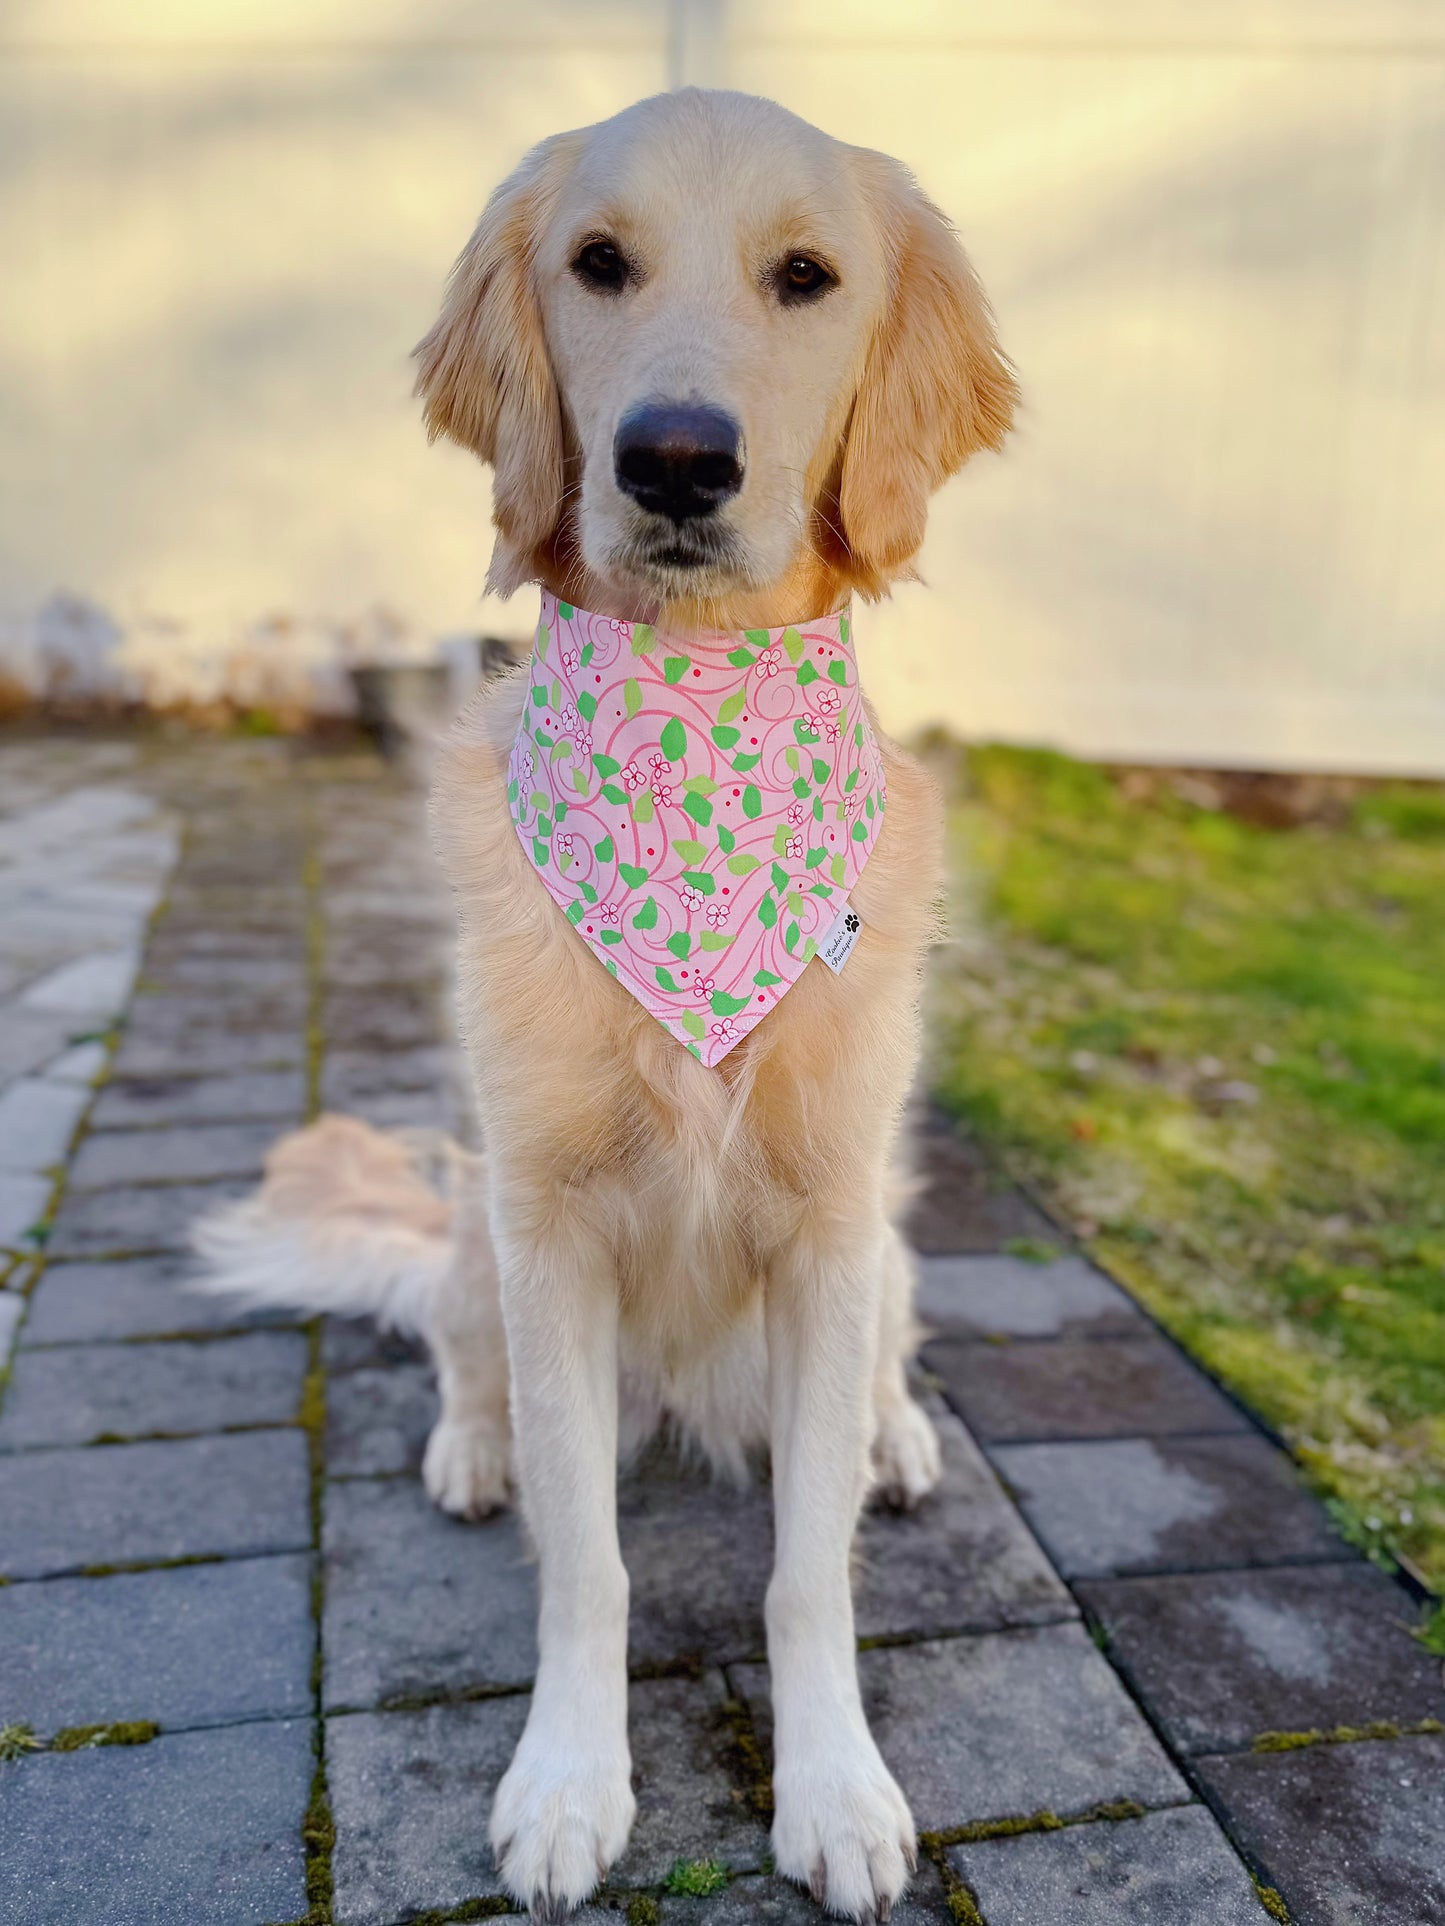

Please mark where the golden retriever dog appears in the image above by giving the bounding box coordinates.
[197,87,1014,1923]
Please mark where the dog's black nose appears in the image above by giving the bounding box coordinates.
[613,403,743,524]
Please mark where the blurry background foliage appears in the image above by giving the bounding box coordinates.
[2,0,1444,768]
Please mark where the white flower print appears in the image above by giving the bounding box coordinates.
[816,685,841,716]
[622,759,647,792]
[692,974,716,999]
[600,902,620,925]
[755,646,782,678]
[786,802,805,827]
[649,752,671,775]
[826,720,841,743]
[705,901,729,929]
[521,749,535,785]
[651,780,674,808]
[844,793,859,821]
[571,729,593,754]
[711,1017,740,1045]
[561,647,579,673]
[560,703,579,733]
[800,712,821,738]
[679,883,704,913]
[608,617,630,637]
[785,834,804,861]
[556,834,573,856]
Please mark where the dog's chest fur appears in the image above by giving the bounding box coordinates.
[432,666,943,1371]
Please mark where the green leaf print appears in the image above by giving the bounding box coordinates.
[528,790,549,813]
[631,624,655,654]
[754,969,782,986]
[667,931,692,960]
[828,658,847,685]
[771,859,788,891]
[812,798,824,822]
[549,738,572,762]
[866,795,876,818]
[566,901,584,924]
[557,601,575,619]
[732,753,761,773]
[785,747,799,773]
[717,688,747,725]
[580,641,594,667]
[619,862,649,888]
[805,848,826,869]
[594,753,620,777]
[758,894,778,928]
[772,826,791,856]
[683,792,713,827]
[632,896,659,930]
[594,835,614,864]
[632,790,654,824]
[663,656,690,685]
[787,890,804,916]
[599,929,622,946]
[674,840,708,864]
[793,779,810,800]
[699,931,734,951]
[809,883,833,898]
[680,869,715,895]
[854,721,864,747]
[535,623,550,660]
[784,920,801,953]
[726,852,760,875]
[711,726,741,750]
[743,629,770,647]
[579,881,598,904]
[655,965,681,992]
[600,783,626,805]
[852,821,868,841]
[782,627,804,664]
[680,1008,706,1040]
[742,785,762,819]
[683,776,718,795]
[796,659,819,686]
[531,684,548,706]
[844,768,859,793]
[660,716,687,761]
[623,679,642,720]
[532,839,549,867]
[716,824,736,854]
[726,647,754,668]
[536,815,552,839]
[507,779,519,804]
[831,854,846,884]
[812,758,829,785]
[711,990,751,1017]
[577,691,597,722]
[802,938,817,962]
[550,678,564,709]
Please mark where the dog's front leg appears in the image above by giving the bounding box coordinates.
[489,1209,634,1917]
[765,1219,915,1921]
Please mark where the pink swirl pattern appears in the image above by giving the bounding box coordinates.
[507,591,886,1066]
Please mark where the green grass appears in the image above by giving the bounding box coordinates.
[929,744,1445,1592]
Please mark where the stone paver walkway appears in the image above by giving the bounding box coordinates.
[0,735,1440,1926]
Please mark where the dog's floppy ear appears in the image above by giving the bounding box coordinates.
[414,136,575,595]
[838,153,1017,593]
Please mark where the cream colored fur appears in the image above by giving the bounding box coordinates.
[196,87,1014,1926]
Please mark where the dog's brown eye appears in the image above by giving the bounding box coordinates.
[778,255,834,304]
[572,239,629,291]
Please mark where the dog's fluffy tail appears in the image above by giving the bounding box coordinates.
[191,1113,470,1338]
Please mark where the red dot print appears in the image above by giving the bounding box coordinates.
[750,737,758,746]
[692,668,701,677]
[732,788,740,797]
[647,848,655,856]
[681,970,689,979]
[817,646,824,654]
[585,925,594,934]
[722,886,730,895]
[758,994,766,1003]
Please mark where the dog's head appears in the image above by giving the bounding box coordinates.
[416,89,1015,612]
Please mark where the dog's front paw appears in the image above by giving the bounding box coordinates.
[490,1727,635,1918]
[422,1416,511,1519]
[870,1397,941,1512]
[772,1737,916,1921]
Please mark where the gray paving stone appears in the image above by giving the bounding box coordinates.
[947,1804,1265,1926]
[110,1026,304,1078]
[0,1284,24,1359]
[124,985,308,1037]
[1197,1734,1445,1926]
[89,1068,307,1129]
[618,1451,774,1667]
[926,1332,1250,1443]
[905,1114,1061,1255]
[20,947,141,1017]
[0,1006,89,1087]
[322,1316,428,1374]
[327,1697,527,1925]
[1079,1564,1445,1756]
[0,1718,312,1926]
[0,1428,310,1578]
[653,1866,954,1923]
[47,1175,251,1256]
[142,953,306,994]
[39,1037,109,1085]
[0,1076,92,1173]
[0,1169,52,1249]
[0,1329,306,1449]
[0,1552,313,1730]
[735,1623,1186,1834]
[916,1253,1143,1340]
[327,1361,436,1477]
[321,1044,458,1108]
[854,1409,1075,1638]
[21,1254,293,1343]
[69,1120,278,1190]
[325,984,448,1052]
[328,1674,767,1926]
[323,1475,537,1709]
[991,1434,1350,1577]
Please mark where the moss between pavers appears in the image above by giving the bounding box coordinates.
[920,1797,1147,1854]
[1254,1882,1293,1922]
[663,1858,730,1897]
[1252,1716,1443,1753]
[0,1722,42,1761]
[718,1696,773,1820]
[0,1719,159,1758]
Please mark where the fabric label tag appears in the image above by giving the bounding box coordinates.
[818,902,863,974]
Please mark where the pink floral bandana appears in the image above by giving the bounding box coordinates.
[507,592,886,1066]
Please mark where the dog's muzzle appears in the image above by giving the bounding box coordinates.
[613,401,744,526]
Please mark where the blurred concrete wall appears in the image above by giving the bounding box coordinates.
[3,1,1443,769]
